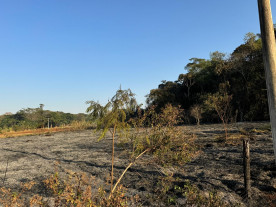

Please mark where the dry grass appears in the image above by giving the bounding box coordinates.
[0,127,73,138]
[0,169,134,207]
[0,121,93,138]
[0,121,94,138]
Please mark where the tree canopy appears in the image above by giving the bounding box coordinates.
[146,33,269,123]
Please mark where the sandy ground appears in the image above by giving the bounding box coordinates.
[0,122,275,206]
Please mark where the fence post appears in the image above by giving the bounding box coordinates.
[243,139,251,206]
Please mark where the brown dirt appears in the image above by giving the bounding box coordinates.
[0,122,275,206]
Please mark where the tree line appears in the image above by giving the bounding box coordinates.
[0,104,87,131]
[146,32,269,124]
[1,32,272,131]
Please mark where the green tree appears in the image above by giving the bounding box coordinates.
[146,80,182,110]
[178,73,195,100]
[227,33,267,121]
[86,88,138,193]
[205,82,232,139]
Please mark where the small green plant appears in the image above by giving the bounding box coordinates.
[182,181,228,207]
[155,172,179,205]
[148,174,238,207]
[155,178,239,207]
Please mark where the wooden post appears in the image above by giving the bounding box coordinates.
[258,0,276,164]
[243,139,251,205]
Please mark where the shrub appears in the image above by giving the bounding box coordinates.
[0,170,133,207]
[128,104,198,167]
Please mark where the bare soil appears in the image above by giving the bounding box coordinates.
[0,122,275,206]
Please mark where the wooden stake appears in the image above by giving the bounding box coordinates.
[243,139,251,205]
[110,125,116,193]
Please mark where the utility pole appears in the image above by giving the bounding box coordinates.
[258,0,276,163]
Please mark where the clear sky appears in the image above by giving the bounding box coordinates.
[0,0,276,115]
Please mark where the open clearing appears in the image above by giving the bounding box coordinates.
[0,122,275,206]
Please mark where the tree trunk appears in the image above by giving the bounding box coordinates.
[222,119,228,140]
[197,118,200,126]
[258,0,276,163]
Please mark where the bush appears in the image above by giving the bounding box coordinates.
[128,104,198,167]
[0,170,134,207]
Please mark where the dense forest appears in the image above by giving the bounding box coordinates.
[146,32,269,124]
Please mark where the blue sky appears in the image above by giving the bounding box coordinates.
[0,0,275,114]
